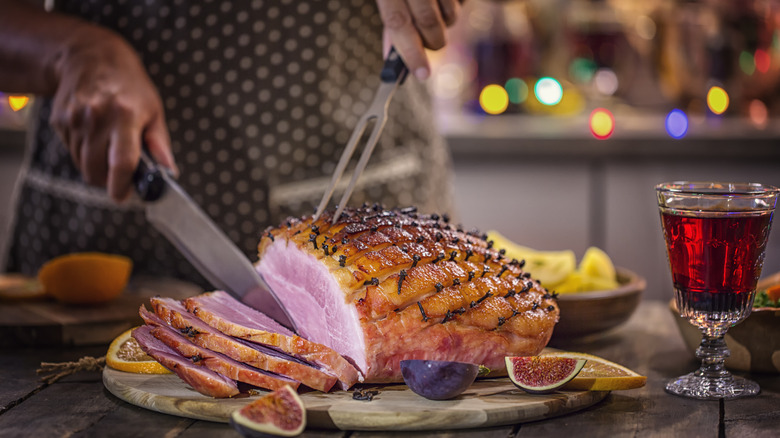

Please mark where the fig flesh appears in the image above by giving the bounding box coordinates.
[230,386,305,437]
[400,359,479,400]
[506,356,586,394]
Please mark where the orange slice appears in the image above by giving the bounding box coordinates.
[542,351,646,391]
[38,252,132,304]
[106,328,171,374]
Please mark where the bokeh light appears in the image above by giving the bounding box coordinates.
[749,99,768,128]
[534,77,563,106]
[432,63,465,100]
[479,84,509,115]
[589,108,615,140]
[739,51,755,75]
[706,86,729,115]
[8,95,29,112]
[754,49,770,74]
[569,58,597,84]
[665,109,688,139]
[594,68,619,96]
[635,15,656,40]
[504,78,528,104]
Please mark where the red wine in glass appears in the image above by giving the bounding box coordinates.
[657,181,779,400]
[660,210,773,325]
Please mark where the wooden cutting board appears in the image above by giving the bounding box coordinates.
[103,367,607,431]
[0,277,201,347]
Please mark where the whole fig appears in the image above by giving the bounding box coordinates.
[400,359,479,400]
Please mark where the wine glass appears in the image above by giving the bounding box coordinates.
[657,181,780,400]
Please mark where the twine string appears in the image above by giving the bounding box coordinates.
[37,356,106,385]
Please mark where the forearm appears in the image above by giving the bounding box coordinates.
[0,0,117,95]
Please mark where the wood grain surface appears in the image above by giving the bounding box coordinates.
[0,277,201,347]
[103,368,607,431]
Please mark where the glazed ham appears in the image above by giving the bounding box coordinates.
[148,296,339,392]
[184,291,360,389]
[132,325,239,398]
[256,205,560,383]
[139,306,300,392]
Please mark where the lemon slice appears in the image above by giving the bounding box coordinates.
[542,352,646,391]
[106,328,171,374]
[488,231,576,287]
[579,247,618,286]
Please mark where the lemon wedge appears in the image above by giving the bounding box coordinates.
[488,231,576,288]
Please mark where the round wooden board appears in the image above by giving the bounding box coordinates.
[103,367,607,431]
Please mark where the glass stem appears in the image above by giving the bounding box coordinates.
[694,329,731,380]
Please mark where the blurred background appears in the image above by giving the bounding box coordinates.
[2,0,780,300]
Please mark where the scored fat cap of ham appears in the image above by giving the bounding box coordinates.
[256,205,560,383]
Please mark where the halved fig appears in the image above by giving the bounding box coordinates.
[506,356,586,394]
[400,359,479,400]
[230,386,305,437]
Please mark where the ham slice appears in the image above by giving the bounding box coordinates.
[131,325,239,398]
[139,306,300,392]
[184,291,361,389]
[149,296,338,392]
[256,205,560,383]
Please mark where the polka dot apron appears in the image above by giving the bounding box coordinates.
[3,0,454,288]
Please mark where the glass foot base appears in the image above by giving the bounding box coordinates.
[666,373,760,400]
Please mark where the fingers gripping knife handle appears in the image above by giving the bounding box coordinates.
[133,150,167,202]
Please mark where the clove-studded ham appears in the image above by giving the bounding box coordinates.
[256,205,560,383]
[148,296,338,392]
[184,291,360,389]
[139,306,300,392]
[131,325,239,398]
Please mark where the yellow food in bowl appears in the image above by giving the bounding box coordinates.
[488,231,619,293]
[38,252,133,304]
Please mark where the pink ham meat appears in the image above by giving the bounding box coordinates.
[149,296,338,392]
[256,205,560,383]
[131,325,239,398]
[184,291,360,389]
[139,306,300,392]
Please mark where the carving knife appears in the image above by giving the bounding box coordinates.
[133,152,297,331]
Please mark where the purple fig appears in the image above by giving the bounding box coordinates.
[400,359,479,400]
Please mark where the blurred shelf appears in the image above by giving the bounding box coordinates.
[0,127,26,155]
[439,112,780,162]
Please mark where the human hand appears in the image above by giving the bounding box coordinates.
[49,27,176,202]
[376,0,462,80]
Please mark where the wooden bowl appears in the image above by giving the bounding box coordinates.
[670,273,780,374]
[551,267,646,340]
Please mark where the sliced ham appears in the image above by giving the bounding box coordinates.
[139,306,300,392]
[131,325,239,398]
[256,205,560,383]
[149,296,338,392]
[184,290,361,389]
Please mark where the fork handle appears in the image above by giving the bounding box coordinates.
[380,46,409,84]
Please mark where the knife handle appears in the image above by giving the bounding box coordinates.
[133,149,166,202]
[380,46,409,84]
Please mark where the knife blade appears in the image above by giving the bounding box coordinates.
[133,152,297,331]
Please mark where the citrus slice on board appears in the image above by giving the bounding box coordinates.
[106,328,171,374]
[38,252,132,304]
[488,231,576,287]
[541,352,646,391]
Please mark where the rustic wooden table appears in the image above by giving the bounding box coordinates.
[1,300,778,437]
